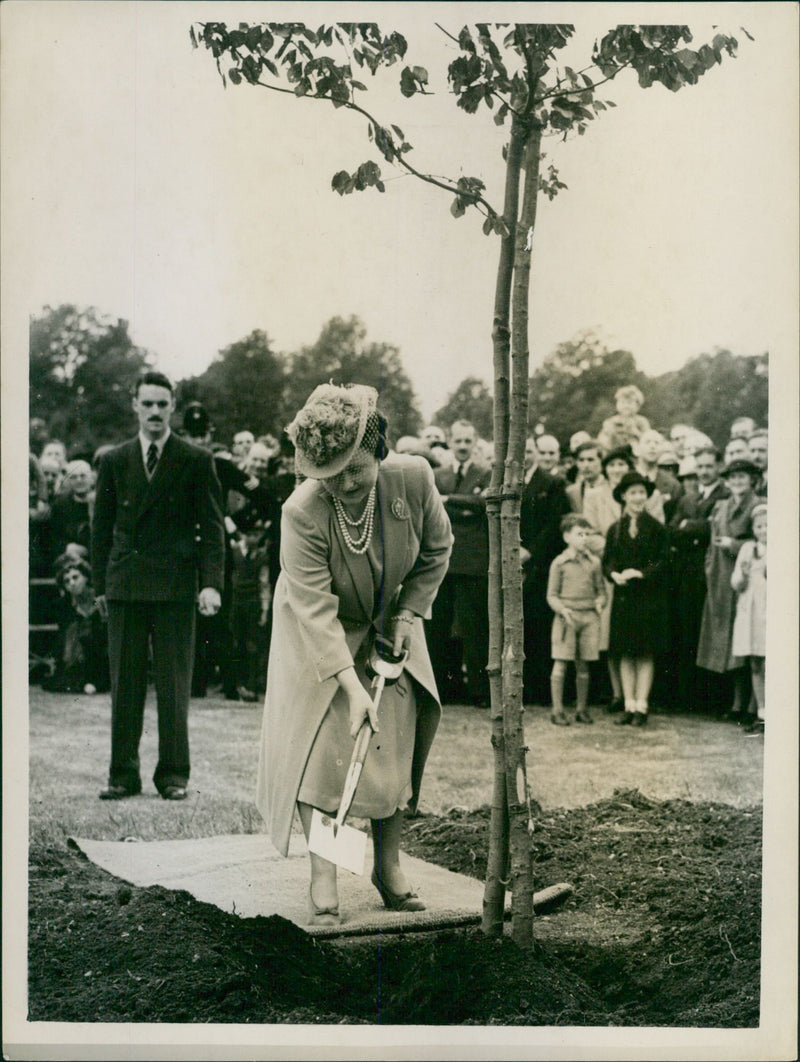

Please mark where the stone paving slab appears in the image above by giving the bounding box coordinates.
[69,832,506,939]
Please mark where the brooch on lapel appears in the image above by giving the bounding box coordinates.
[391,497,409,520]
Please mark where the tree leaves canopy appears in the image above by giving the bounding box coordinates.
[433,376,495,440]
[282,315,423,441]
[30,305,152,455]
[30,309,423,453]
[438,337,768,447]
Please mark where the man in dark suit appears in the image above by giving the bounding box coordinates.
[520,437,571,704]
[427,420,491,706]
[667,446,728,710]
[92,372,225,800]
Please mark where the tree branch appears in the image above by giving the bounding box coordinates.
[534,59,632,104]
[254,76,500,216]
[434,21,460,45]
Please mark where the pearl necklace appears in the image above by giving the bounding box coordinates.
[333,487,376,555]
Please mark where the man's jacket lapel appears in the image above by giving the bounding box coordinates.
[135,435,185,522]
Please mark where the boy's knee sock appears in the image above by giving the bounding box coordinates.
[576,664,589,712]
[550,662,566,713]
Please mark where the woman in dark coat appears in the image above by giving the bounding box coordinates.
[602,472,669,726]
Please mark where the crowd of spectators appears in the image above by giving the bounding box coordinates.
[29,382,768,733]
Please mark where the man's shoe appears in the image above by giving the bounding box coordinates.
[604,697,625,714]
[575,709,594,724]
[550,710,571,726]
[614,711,635,726]
[630,712,647,727]
[98,784,139,800]
[161,785,188,801]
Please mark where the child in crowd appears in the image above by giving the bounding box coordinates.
[229,513,272,702]
[731,501,767,733]
[42,555,109,694]
[546,514,607,725]
[597,385,651,454]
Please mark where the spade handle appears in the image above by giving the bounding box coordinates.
[335,678,384,827]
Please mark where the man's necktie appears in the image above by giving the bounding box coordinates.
[146,442,159,478]
[453,463,464,492]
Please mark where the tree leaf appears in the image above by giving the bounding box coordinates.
[400,66,417,97]
[228,68,242,85]
[482,216,494,235]
[458,26,476,53]
[412,65,429,84]
[331,170,351,194]
[450,196,466,218]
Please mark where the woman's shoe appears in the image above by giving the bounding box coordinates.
[371,868,426,912]
[630,712,647,727]
[614,711,635,725]
[604,697,625,714]
[307,885,340,927]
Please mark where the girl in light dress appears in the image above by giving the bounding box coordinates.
[730,501,767,733]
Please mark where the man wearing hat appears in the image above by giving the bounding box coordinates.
[92,372,225,800]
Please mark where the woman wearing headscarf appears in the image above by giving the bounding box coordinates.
[255,384,453,925]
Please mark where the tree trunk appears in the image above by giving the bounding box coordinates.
[501,123,543,948]
[481,116,526,937]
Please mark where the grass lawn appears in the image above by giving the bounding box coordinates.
[28,687,763,846]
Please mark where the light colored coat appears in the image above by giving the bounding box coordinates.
[255,453,453,856]
[696,492,756,672]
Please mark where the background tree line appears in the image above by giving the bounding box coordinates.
[31,305,767,456]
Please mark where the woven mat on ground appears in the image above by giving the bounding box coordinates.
[68,832,501,939]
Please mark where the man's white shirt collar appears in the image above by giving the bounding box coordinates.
[453,456,472,475]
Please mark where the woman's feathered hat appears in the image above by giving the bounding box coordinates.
[286,383,379,479]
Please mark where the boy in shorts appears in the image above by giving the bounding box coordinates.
[546,514,607,725]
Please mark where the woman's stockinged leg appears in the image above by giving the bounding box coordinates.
[297,801,339,913]
[750,657,765,720]
[371,808,411,896]
[619,656,637,709]
[633,656,654,710]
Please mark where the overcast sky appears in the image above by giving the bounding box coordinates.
[3,1,798,419]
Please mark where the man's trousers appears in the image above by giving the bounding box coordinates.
[106,600,196,793]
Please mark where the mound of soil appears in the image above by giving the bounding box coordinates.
[28,790,761,1026]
